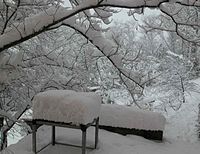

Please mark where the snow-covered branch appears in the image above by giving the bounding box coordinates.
[61,17,143,88]
[1,0,199,53]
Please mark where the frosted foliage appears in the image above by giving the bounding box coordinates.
[0,53,9,66]
[100,104,166,131]
[0,71,7,83]
[64,18,141,87]
[0,0,200,53]
[9,51,23,67]
[0,51,23,83]
[176,0,199,5]
[33,90,102,125]
[0,6,65,49]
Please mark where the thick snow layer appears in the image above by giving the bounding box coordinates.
[6,126,200,154]
[32,90,102,125]
[100,104,166,131]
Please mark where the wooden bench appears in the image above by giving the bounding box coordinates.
[99,104,165,140]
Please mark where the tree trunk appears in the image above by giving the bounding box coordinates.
[198,103,200,138]
[0,106,28,151]
[0,132,7,150]
[0,117,6,151]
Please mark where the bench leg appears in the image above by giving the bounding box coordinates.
[32,124,37,154]
[52,126,56,146]
[95,117,99,149]
[81,127,87,154]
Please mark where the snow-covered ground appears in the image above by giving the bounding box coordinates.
[5,126,200,154]
[5,79,200,154]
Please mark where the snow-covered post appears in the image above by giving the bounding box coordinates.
[0,116,3,150]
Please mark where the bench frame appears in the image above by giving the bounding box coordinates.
[99,125,163,140]
[25,117,99,154]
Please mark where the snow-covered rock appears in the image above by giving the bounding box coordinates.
[33,90,102,125]
[100,104,166,131]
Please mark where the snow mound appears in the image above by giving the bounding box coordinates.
[33,90,102,125]
[100,104,166,131]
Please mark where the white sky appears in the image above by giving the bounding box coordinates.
[63,1,161,23]
[111,8,161,23]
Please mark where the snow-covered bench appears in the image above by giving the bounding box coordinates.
[28,90,102,154]
[99,104,166,140]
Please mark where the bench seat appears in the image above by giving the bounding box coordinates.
[99,104,166,140]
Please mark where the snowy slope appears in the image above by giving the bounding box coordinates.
[6,126,200,154]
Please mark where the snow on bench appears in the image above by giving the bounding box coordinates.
[99,104,166,140]
[32,90,102,125]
